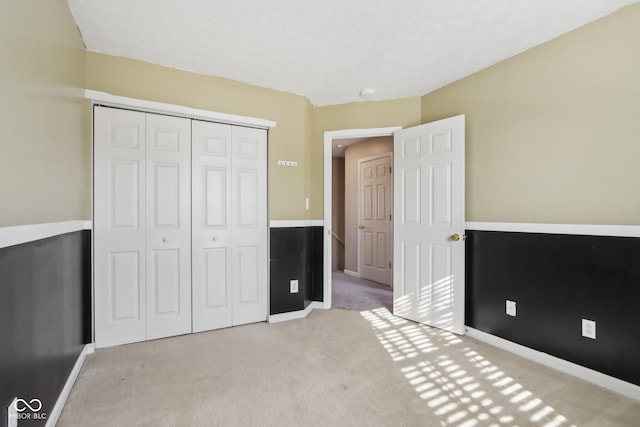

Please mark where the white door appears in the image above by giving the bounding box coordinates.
[230,126,267,326]
[359,155,392,286]
[393,115,465,334]
[94,107,147,348]
[191,120,233,332]
[145,113,192,340]
[191,121,267,331]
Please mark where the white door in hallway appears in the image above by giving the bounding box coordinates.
[192,121,267,332]
[359,155,392,286]
[393,115,465,334]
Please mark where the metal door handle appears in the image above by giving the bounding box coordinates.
[449,234,460,242]
[212,237,217,241]
[358,225,365,230]
[162,237,167,243]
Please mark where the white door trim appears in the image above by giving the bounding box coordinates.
[85,90,277,129]
[323,126,402,309]
[357,151,393,284]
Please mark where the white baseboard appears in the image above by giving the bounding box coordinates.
[45,343,94,427]
[268,301,324,324]
[343,269,360,278]
[465,327,640,401]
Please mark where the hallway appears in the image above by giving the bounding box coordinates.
[331,270,392,312]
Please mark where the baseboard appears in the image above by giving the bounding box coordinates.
[45,343,95,427]
[268,301,324,324]
[343,269,360,278]
[465,327,640,401]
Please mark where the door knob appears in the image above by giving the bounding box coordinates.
[449,233,460,242]
[162,237,167,243]
[358,225,365,230]
[212,237,217,241]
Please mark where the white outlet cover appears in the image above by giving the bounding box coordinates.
[582,318,596,339]
[290,279,299,293]
[506,300,516,317]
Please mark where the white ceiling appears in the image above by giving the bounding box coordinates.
[68,0,638,106]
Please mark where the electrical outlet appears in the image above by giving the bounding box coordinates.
[290,279,299,293]
[582,318,596,339]
[7,397,17,427]
[506,300,516,317]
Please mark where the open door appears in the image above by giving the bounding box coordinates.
[393,115,465,334]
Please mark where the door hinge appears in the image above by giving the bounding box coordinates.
[389,166,392,174]
[389,214,392,221]
[389,261,392,268]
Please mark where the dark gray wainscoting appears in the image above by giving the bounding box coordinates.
[0,230,90,427]
[269,226,323,315]
[465,229,640,386]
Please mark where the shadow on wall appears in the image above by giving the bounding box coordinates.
[332,157,345,271]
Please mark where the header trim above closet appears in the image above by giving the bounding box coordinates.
[85,90,277,129]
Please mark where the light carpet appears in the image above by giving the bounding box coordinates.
[331,270,392,312]
[59,308,640,426]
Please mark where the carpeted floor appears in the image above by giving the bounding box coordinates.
[332,270,392,312]
[59,308,640,426]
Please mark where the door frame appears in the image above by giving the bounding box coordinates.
[357,151,393,286]
[323,126,402,308]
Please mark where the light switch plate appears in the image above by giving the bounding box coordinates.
[290,279,299,293]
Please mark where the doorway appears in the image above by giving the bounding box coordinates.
[358,152,392,286]
[322,127,401,309]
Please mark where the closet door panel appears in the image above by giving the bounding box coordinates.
[231,126,267,326]
[146,113,192,340]
[94,107,147,348]
[192,121,233,332]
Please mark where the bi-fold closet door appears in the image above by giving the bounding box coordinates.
[94,106,267,349]
[191,120,267,332]
[94,106,192,348]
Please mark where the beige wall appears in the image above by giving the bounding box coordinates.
[421,3,640,225]
[85,52,312,221]
[331,157,345,271]
[310,98,422,219]
[0,0,88,226]
[343,137,393,273]
[5,2,637,228]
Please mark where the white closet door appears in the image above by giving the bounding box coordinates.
[145,113,192,340]
[191,120,233,332]
[192,122,267,331]
[94,107,147,348]
[231,126,267,326]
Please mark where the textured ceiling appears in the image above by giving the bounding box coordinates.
[68,0,638,106]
